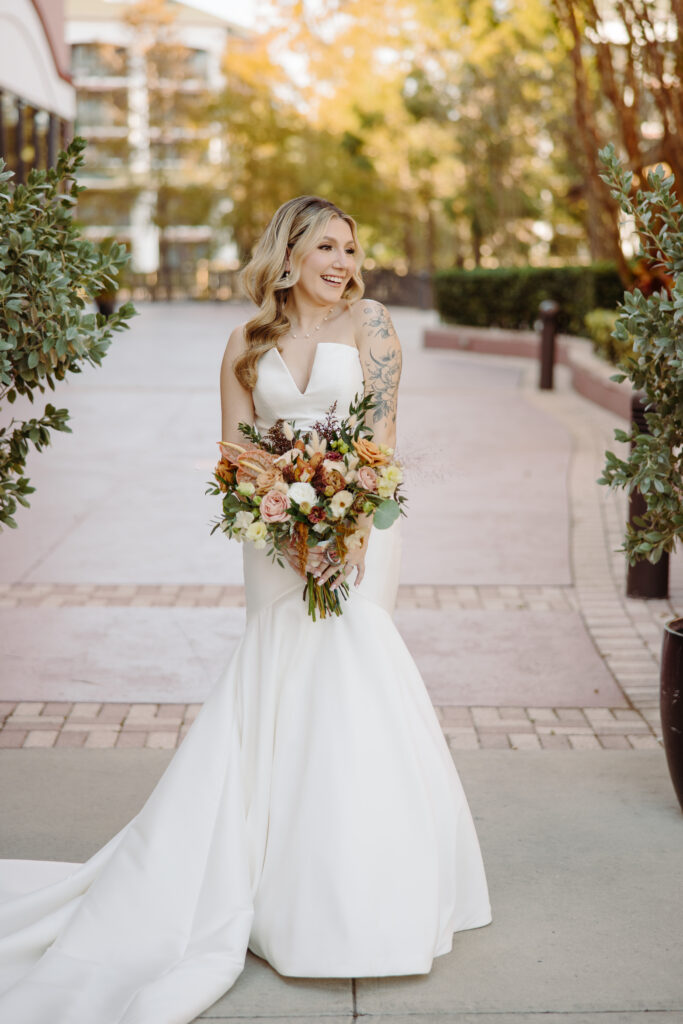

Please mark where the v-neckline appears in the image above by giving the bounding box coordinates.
[272,342,358,397]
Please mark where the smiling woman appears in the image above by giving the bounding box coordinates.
[229,195,366,396]
[0,194,492,1024]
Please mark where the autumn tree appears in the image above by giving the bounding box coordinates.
[553,0,682,272]
[248,0,587,270]
[212,27,389,262]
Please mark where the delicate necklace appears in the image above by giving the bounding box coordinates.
[288,306,335,339]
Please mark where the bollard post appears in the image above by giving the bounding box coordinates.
[538,299,560,390]
[626,392,669,598]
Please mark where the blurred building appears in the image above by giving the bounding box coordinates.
[0,0,75,180]
[66,0,245,289]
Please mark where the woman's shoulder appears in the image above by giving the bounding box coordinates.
[225,321,249,357]
[348,296,388,324]
[349,298,401,351]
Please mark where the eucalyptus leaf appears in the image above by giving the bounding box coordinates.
[373,498,400,529]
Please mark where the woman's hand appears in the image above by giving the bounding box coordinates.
[316,527,371,590]
[281,538,328,580]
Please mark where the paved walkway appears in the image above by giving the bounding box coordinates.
[1,748,681,1022]
[0,302,680,748]
[1,303,682,1023]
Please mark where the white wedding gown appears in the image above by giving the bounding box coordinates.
[0,342,492,1023]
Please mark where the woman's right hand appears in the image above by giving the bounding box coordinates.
[281,538,328,580]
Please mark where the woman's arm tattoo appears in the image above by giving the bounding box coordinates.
[363,303,394,340]
[362,305,401,424]
[366,348,400,423]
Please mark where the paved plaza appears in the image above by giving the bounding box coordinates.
[0,302,682,1021]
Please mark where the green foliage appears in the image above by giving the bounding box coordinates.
[0,136,137,529]
[433,263,623,335]
[596,143,683,565]
[584,308,635,365]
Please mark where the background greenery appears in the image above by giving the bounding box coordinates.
[433,264,623,335]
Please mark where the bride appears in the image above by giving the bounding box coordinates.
[0,195,492,1023]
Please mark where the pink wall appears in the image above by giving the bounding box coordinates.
[32,0,70,80]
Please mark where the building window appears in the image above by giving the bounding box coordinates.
[71,43,128,78]
[76,90,128,129]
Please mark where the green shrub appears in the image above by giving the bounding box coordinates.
[0,137,136,529]
[584,308,635,365]
[433,263,623,336]
[597,144,683,565]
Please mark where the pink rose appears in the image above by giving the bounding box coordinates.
[260,489,290,523]
[358,466,378,492]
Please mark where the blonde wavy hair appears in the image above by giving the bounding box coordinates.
[235,195,366,390]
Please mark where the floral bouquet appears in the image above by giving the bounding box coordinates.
[206,392,406,620]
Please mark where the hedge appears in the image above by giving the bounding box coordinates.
[433,263,623,336]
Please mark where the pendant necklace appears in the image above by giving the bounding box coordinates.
[289,306,335,339]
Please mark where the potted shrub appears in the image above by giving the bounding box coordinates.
[597,143,683,810]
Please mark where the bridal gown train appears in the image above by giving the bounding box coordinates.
[0,341,492,1023]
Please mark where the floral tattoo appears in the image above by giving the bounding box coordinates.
[362,304,401,424]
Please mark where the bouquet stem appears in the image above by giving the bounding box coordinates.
[303,573,349,621]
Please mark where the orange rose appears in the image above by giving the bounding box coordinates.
[352,438,389,467]
[254,466,286,495]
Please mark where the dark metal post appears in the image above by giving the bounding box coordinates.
[47,113,57,167]
[538,299,560,390]
[15,98,25,185]
[626,392,669,598]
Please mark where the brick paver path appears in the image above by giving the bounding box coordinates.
[0,339,677,754]
[0,698,660,752]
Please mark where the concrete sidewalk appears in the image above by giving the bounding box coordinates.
[1,748,681,1021]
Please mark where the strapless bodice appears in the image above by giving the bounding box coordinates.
[252,342,364,432]
[246,338,400,616]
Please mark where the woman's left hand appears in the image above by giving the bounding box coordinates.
[316,528,370,590]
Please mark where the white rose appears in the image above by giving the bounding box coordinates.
[288,481,318,513]
[329,489,354,519]
[233,510,255,536]
[323,458,345,475]
[245,520,268,549]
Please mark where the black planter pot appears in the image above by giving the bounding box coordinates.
[660,618,683,811]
